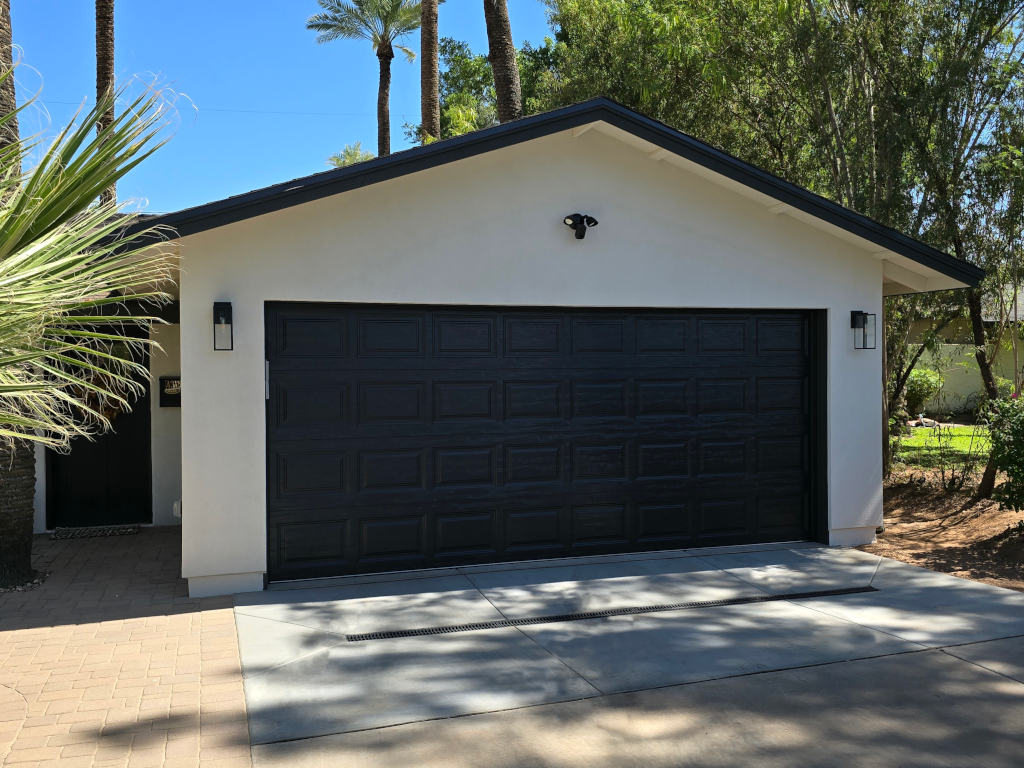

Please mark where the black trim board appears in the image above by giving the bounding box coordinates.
[809,310,829,544]
[130,98,983,289]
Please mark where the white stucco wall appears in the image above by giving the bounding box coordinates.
[150,324,182,526]
[177,127,884,593]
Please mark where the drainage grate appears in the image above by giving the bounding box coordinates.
[51,525,140,540]
[345,585,877,642]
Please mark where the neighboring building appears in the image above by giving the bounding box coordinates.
[908,293,1023,413]
[32,100,983,597]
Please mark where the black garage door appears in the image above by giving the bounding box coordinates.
[265,303,818,581]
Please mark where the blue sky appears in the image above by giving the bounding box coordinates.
[11,0,552,213]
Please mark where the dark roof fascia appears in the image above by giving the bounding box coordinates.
[130,98,984,288]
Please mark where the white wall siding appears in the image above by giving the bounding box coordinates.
[178,128,883,588]
[150,324,182,527]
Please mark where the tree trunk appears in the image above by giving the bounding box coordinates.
[0,0,16,151]
[0,0,35,588]
[0,443,36,586]
[482,0,521,123]
[95,0,115,205]
[967,288,999,498]
[377,46,393,156]
[420,0,439,142]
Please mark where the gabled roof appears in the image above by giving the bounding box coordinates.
[136,98,983,289]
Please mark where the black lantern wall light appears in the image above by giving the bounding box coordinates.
[851,310,876,350]
[213,302,233,351]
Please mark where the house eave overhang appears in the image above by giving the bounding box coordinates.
[125,98,985,292]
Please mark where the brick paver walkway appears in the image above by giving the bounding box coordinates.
[0,529,251,768]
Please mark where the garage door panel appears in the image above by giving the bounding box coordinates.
[504,443,563,485]
[501,314,563,356]
[571,316,631,354]
[266,305,813,579]
[276,520,349,570]
[505,506,564,551]
[356,313,427,357]
[435,510,498,557]
[757,317,806,354]
[636,503,692,543]
[277,317,348,358]
[697,317,752,355]
[434,313,498,357]
[359,514,427,561]
[434,381,498,420]
[571,504,629,546]
[276,451,346,496]
[696,497,754,539]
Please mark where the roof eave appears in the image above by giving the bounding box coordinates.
[125,98,985,290]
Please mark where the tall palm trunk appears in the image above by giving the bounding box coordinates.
[482,0,521,123]
[0,0,35,588]
[377,44,394,156]
[95,0,115,205]
[0,443,35,586]
[0,0,16,149]
[420,0,439,141]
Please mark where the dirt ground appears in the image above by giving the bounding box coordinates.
[863,470,1024,592]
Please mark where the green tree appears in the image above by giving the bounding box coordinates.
[405,37,555,141]
[328,141,375,167]
[544,0,1024,491]
[306,0,422,157]
[0,79,175,585]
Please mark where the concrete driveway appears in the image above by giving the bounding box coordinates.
[233,544,1024,767]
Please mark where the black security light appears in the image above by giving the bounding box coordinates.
[563,213,598,239]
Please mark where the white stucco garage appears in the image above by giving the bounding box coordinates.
[32,99,984,597]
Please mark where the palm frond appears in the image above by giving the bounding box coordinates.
[306,0,422,50]
[0,77,178,450]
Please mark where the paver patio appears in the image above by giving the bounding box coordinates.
[3,532,1024,767]
[0,530,250,768]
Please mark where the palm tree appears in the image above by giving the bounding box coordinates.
[95,0,116,205]
[0,0,33,588]
[328,141,375,167]
[307,0,422,156]
[420,0,439,141]
[0,78,175,585]
[482,0,521,122]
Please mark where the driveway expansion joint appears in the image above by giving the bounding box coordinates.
[463,571,604,696]
[343,586,879,642]
[939,637,1024,686]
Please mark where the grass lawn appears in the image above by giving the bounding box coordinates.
[895,424,990,470]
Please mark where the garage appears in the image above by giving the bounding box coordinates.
[265,303,822,581]
[139,99,982,596]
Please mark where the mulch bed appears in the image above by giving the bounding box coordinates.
[863,470,1024,592]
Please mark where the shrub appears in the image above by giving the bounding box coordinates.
[905,368,944,416]
[988,396,1024,510]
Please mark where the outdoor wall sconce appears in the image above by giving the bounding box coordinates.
[563,212,598,239]
[213,302,233,351]
[851,310,877,350]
